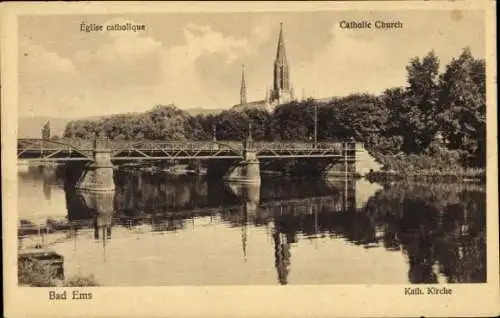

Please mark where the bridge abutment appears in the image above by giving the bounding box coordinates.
[76,138,115,192]
[324,141,358,177]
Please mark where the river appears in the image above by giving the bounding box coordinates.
[17,166,486,286]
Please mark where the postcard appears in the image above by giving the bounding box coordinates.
[2,1,498,317]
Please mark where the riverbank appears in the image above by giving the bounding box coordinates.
[366,152,485,183]
[366,169,485,183]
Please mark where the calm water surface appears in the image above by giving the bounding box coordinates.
[18,166,486,286]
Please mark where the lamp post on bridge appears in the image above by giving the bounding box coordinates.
[212,124,217,142]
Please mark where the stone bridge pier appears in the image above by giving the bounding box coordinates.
[224,134,261,184]
[76,138,115,192]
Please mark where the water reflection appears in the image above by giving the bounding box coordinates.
[18,167,486,285]
[80,191,114,243]
[362,183,486,283]
[226,182,261,262]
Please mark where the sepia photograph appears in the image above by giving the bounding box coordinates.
[2,1,498,317]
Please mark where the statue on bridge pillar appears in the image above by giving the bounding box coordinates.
[41,121,51,140]
[243,121,254,151]
[247,122,253,145]
[75,135,115,192]
[224,121,261,184]
[94,136,111,151]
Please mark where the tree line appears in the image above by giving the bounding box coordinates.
[63,48,485,167]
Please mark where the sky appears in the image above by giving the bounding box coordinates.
[18,10,485,118]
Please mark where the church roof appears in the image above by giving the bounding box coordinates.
[232,100,269,111]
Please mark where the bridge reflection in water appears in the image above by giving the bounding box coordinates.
[65,173,358,285]
[18,167,486,285]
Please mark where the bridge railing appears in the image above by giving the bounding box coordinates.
[18,138,96,150]
[253,142,346,150]
[111,140,244,151]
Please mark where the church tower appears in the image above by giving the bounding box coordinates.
[240,64,247,105]
[269,22,293,107]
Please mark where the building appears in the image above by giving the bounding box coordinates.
[233,22,295,112]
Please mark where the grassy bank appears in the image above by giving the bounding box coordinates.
[367,151,485,183]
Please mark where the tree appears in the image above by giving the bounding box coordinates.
[393,51,441,153]
[334,93,388,145]
[437,48,486,166]
[272,100,315,141]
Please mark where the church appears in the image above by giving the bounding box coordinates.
[232,22,295,112]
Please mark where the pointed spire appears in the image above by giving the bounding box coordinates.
[240,64,247,105]
[271,22,291,104]
[276,22,287,63]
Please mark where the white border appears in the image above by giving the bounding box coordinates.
[2,1,498,317]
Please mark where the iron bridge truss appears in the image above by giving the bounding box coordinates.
[18,139,357,161]
[111,141,354,160]
[17,139,93,161]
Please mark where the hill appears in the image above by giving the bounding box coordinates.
[18,115,108,138]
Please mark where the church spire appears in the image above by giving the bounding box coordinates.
[240,64,247,105]
[269,22,292,107]
[276,22,287,63]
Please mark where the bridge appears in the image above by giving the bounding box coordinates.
[18,137,359,191]
[17,138,354,161]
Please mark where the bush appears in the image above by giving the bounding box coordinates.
[18,258,99,287]
[18,258,57,287]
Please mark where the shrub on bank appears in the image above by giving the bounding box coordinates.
[64,274,99,287]
[369,143,485,181]
[18,258,99,287]
[18,258,58,287]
